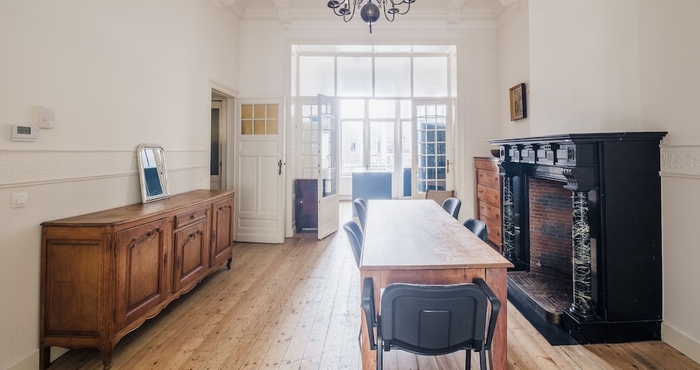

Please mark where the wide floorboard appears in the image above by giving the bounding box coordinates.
[47,204,700,370]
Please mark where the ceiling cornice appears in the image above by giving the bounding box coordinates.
[272,0,292,27]
[447,0,468,28]
[212,0,237,9]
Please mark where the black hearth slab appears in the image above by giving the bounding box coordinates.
[507,271,571,324]
[507,287,577,346]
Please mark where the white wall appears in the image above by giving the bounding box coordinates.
[528,0,642,136]
[497,0,531,139]
[238,18,500,220]
[638,0,700,363]
[0,1,240,368]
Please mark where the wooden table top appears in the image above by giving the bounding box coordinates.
[361,199,513,270]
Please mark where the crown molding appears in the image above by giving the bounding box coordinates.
[660,145,700,179]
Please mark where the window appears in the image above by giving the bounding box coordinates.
[294,45,455,197]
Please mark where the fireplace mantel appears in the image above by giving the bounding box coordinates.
[489,132,667,344]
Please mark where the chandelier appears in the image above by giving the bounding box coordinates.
[327,0,416,34]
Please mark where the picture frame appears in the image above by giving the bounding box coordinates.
[509,83,527,121]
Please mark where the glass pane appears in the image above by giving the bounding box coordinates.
[341,120,364,173]
[369,100,396,119]
[401,120,412,168]
[267,104,279,119]
[337,56,372,97]
[415,103,448,193]
[400,100,412,119]
[267,120,278,135]
[299,56,335,96]
[241,104,253,120]
[369,121,394,171]
[375,57,411,97]
[340,99,365,119]
[413,57,448,97]
[300,103,319,179]
[254,104,266,118]
[254,120,266,135]
[320,114,337,197]
[241,120,252,135]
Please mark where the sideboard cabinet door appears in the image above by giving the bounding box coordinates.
[116,218,169,330]
[210,197,234,268]
[173,214,209,293]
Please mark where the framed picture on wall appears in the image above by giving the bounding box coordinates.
[509,83,527,121]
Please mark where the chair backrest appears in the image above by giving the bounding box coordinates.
[353,198,368,231]
[441,197,461,219]
[463,218,488,242]
[343,220,363,268]
[379,281,491,355]
[425,189,454,206]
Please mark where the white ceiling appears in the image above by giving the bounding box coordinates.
[214,0,514,24]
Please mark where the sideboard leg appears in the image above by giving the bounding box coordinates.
[227,258,232,269]
[40,346,50,369]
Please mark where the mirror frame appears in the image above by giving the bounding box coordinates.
[136,143,170,203]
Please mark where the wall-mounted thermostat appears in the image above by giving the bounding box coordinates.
[11,125,40,141]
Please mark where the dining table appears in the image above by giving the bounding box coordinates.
[359,199,514,369]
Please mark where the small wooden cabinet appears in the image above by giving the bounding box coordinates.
[295,179,318,231]
[40,190,234,370]
[474,157,502,250]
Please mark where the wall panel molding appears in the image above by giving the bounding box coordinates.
[0,150,207,188]
[660,145,700,179]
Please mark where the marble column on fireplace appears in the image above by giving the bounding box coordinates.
[501,176,515,261]
[568,190,597,320]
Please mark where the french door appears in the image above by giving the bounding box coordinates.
[412,100,453,197]
[317,95,339,239]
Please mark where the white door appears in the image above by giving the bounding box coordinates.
[317,95,339,240]
[234,99,285,243]
[412,100,454,197]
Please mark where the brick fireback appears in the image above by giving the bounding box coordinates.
[529,177,572,277]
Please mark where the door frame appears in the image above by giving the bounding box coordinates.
[209,81,239,192]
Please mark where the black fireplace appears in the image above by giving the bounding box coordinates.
[490,132,667,344]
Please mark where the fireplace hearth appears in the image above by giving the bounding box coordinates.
[490,132,667,344]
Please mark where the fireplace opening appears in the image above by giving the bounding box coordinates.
[508,177,574,325]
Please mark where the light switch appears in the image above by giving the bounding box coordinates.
[11,192,28,208]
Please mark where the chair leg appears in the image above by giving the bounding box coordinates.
[479,348,486,370]
[465,349,472,370]
[376,345,383,370]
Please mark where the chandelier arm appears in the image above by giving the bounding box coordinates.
[383,5,396,23]
[389,0,412,16]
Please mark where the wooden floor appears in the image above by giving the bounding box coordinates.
[48,205,700,370]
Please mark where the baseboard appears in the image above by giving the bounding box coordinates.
[6,350,37,370]
[663,323,700,364]
[6,347,69,370]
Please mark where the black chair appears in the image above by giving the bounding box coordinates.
[463,218,488,242]
[343,220,363,268]
[442,197,462,219]
[362,277,500,370]
[353,198,368,231]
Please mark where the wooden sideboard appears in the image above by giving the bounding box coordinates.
[474,157,503,251]
[40,189,234,370]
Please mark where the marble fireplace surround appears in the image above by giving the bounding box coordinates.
[490,132,667,344]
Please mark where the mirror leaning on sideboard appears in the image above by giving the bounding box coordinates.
[136,143,170,203]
